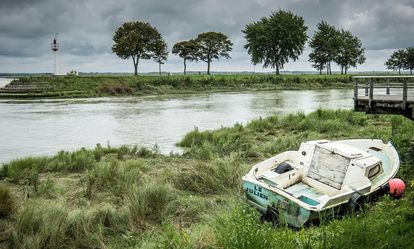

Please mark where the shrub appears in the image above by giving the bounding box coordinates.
[0,184,15,218]
[7,157,49,183]
[48,148,96,173]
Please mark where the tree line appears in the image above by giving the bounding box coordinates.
[111,10,405,76]
[385,47,414,75]
[112,22,232,76]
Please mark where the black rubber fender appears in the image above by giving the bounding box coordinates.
[347,192,365,214]
[260,206,279,226]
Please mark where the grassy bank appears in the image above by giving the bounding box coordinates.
[0,74,353,98]
[1,110,414,248]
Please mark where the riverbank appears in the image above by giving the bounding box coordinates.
[1,110,413,248]
[0,74,353,98]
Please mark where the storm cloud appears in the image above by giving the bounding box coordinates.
[0,0,413,73]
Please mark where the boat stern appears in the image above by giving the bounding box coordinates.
[242,178,312,228]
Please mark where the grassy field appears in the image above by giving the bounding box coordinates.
[1,110,414,248]
[0,74,354,98]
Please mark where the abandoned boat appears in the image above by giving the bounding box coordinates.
[242,139,401,228]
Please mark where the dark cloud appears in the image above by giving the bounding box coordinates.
[0,0,413,72]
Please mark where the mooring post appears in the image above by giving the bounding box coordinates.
[365,79,369,96]
[402,79,408,110]
[369,78,374,108]
[386,79,390,95]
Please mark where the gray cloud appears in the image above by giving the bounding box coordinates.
[0,0,413,73]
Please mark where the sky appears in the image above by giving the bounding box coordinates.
[0,0,413,74]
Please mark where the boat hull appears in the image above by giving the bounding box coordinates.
[243,180,312,227]
[242,139,400,228]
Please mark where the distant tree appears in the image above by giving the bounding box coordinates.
[172,40,199,75]
[309,21,340,75]
[334,30,365,74]
[112,21,162,75]
[243,10,308,74]
[385,49,407,74]
[153,38,168,75]
[404,47,414,75]
[195,32,233,75]
[308,51,326,75]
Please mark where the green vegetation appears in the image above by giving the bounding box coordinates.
[0,185,14,218]
[0,74,354,98]
[309,21,365,75]
[195,32,233,75]
[172,32,234,75]
[1,110,414,248]
[172,40,199,75]
[112,21,168,76]
[386,47,414,75]
[243,10,308,75]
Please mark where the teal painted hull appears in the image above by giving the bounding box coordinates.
[242,180,313,228]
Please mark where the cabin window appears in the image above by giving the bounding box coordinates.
[368,164,381,179]
[369,147,382,152]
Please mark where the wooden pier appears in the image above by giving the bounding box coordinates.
[354,76,414,120]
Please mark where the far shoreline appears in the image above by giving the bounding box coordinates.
[0,74,354,99]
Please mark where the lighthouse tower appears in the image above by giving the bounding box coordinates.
[51,33,59,75]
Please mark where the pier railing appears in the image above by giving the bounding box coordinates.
[353,76,414,119]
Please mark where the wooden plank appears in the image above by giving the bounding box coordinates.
[307,146,350,190]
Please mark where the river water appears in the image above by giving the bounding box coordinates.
[0,80,354,162]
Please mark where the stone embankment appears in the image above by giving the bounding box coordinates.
[0,81,49,93]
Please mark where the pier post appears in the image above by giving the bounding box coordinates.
[386,79,390,95]
[402,79,408,110]
[369,78,374,108]
[354,79,358,108]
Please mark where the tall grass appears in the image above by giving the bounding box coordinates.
[7,157,48,183]
[10,201,128,249]
[11,201,69,249]
[0,185,15,218]
[173,154,247,194]
[48,148,96,172]
[124,181,177,228]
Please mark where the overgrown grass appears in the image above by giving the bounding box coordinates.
[125,181,177,228]
[1,74,354,98]
[0,185,15,218]
[173,154,247,194]
[10,201,128,249]
[1,110,414,248]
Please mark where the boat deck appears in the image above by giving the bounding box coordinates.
[285,182,324,199]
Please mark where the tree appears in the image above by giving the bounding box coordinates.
[153,38,168,75]
[404,47,414,75]
[172,40,199,75]
[112,21,162,75]
[334,30,365,74]
[308,51,326,75]
[308,21,340,75]
[195,32,233,75]
[243,10,308,74]
[385,49,407,74]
